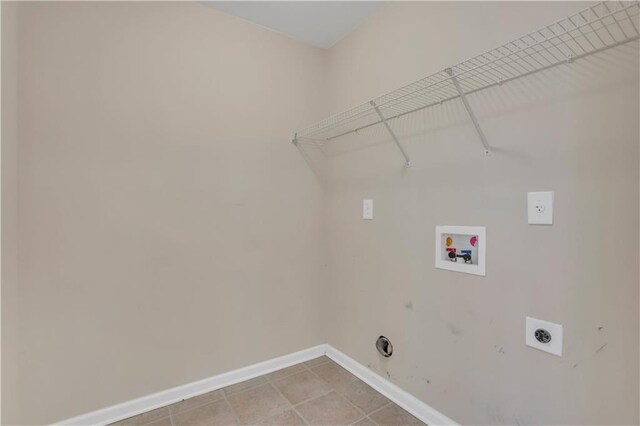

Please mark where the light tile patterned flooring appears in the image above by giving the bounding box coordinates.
[111,356,426,426]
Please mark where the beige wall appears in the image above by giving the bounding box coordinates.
[319,2,639,425]
[2,1,20,424]
[2,2,328,424]
[3,1,639,425]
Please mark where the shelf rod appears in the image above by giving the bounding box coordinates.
[446,68,491,155]
[370,100,411,167]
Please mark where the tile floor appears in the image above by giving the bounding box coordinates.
[111,356,426,426]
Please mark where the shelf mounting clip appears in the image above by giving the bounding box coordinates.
[446,68,491,155]
[370,100,411,167]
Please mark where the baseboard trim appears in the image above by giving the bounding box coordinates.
[325,346,458,426]
[57,344,457,426]
[56,345,327,425]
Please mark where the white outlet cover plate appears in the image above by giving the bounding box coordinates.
[363,199,373,220]
[526,316,563,356]
[528,191,554,225]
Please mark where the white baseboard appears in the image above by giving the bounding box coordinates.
[56,344,457,426]
[325,346,458,426]
[56,345,327,425]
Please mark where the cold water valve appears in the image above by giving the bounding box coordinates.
[448,250,472,263]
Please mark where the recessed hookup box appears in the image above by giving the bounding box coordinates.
[435,225,486,276]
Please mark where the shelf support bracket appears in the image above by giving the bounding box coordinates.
[446,68,491,155]
[370,100,411,167]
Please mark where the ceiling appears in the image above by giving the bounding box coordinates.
[202,1,383,49]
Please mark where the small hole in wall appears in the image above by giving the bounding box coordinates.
[376,336,393,357]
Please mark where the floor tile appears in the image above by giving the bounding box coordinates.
[370,403,425,425]
[266,364,307,381]
[171,399,238,425]
[226,383,290,424]
[146,417,172,426]
[109,360,426,426]
[223,376,269,396]
[336,379,390,414]
[273,370,332,405]
[296,391,363,425]
[254,409,306,425]
[352,417,376,426]
[310,361,358,389]
[303,356,332,368]
[112,407,171,425]
[168,390,225,415]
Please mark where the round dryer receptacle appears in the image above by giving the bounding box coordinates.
[376,336,393,357]
[535,328,552,344]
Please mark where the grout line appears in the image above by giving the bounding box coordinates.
[304,362,336,385]
[266,364,308,383]
[223,377,269,397]
[221,391,243,425]
[302,356,332,369]
[304,367,323,380]
[269,364,335,409]
[265,381,293,411]
[361,416,379,426]
[308,368,359,394]
[338,389,369,422]
[302,359,371,422]
[289,389,335,424]
[291,388,334,409]
[270,379,308,425]
[349,416,367,426]
[366,401,394,419]
[291,406,310,426]
[269,378,293,404]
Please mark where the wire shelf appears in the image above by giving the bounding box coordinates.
[294,1,640,155]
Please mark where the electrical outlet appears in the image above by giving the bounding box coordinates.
[526,316,563,356]
[528,191,553,225]
[363,199,373,220]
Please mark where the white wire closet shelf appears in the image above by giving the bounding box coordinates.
[293,1,640,166]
